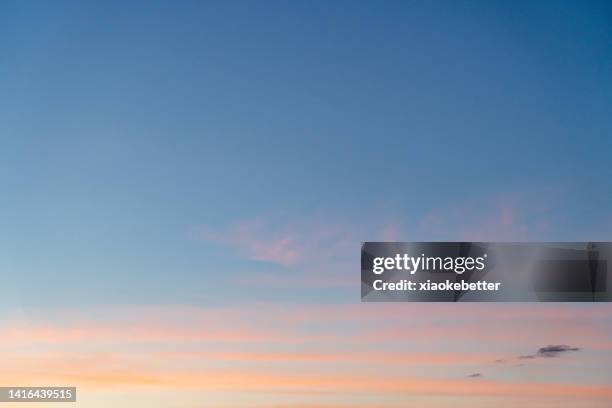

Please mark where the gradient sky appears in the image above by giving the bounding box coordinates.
[1,1,612,407]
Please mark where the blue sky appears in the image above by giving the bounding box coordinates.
[1,0,611,307]
[1,2,612,407]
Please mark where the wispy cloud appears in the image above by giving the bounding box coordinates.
[519,344,581,359]
[201,189,557,277]
[200,218,303,266]
[418,191,553,241]
[199,215,399,289]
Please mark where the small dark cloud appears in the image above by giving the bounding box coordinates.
[518,344,580,360]
[537,345,580,357]
[494,359,506,364]
[467,373,483,378]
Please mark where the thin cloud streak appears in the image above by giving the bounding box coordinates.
[1,367,611,400]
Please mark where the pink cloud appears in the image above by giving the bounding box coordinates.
[199,215,406,293]
[419,192,552,241]
[382,223,400,241]
[201,218,302,266]
[200,214,403,269]
[2,303,610,350]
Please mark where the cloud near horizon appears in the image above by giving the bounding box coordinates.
[0,305,609,394]
[519,344,581,360]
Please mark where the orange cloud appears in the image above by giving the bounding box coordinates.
[2,364,611,401]
[0,303,610,407]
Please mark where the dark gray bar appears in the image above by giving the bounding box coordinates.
[0,387,76,402]
[361,242,612,302]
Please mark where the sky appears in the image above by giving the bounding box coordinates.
[1,1,612,407]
